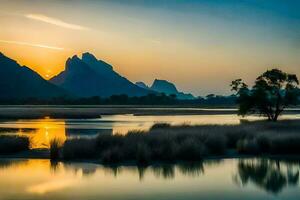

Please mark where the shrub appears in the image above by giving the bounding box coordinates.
[237,139,260,154]
[204,134,227,155]
[95,134,123,151]
[150,123,171,130]
[176,138,206,161]
[101,147,124,164]
[256,135,271,153]
[270,135,300,154]
[63,138,96,160]
[150,135,178,161]
[136,142,151,165]
[0,136,29,154]
[225,129,253,149]
[50,138,63,160]
[60,120,300,163]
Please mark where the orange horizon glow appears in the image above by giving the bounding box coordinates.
[1,0,299,96]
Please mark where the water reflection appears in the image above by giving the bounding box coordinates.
[61,162,210,181]
[234,159,300,194]
[0,159,300,199]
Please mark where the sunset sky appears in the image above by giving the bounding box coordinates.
[0,0,299,96]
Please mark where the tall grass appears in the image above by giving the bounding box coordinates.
[50,138,64,160]
[0,135,29,154]
[63,138,96,160]
[61,119,300,164]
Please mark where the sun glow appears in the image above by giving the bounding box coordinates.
[0,0,299,95]
[17,118,66,149]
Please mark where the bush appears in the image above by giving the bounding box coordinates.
[136,142,151,165]
[270,135,300,154]
[150,123,171,130]
[256,135,271,153]
[63,138,96,160]
[101,147,124,164]
[204,134,227,154]
[237,139,260,154]
[60,120,300,163]
[50,138,63,160]
[150,135,178,161]
[0,136,29,154]
[96,134,123,151]
[176,138,206,161]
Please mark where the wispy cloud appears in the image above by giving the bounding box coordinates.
[25,14,89,30]
[0,40,64,51]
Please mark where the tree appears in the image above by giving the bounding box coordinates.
[231,69,299,121]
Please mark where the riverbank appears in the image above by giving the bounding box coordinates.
[0,105,299,119]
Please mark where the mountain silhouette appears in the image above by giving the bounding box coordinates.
[50,53,152,97]
[150,79,195,100]
[0,52,67,99]
[135,81,150,90]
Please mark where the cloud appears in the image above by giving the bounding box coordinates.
[0,40,64,51]
[25,14,89,30]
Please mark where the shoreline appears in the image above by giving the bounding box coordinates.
[0,105,299,119]
[2,149,300,165]
[1,118,300,166]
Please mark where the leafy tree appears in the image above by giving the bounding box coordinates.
[231,69,299,121]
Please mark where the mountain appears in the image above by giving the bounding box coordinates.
[135,81,150,90]
[151,79,179,95]
[0,52,67,99]
[50,53,152,97]
[150,79,195,100]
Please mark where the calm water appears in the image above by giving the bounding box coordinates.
[0,158,299,200]
[1,114,300,149]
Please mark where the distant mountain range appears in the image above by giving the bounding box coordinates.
[50,52,151,97]
[136,79,195,100]
[0,52,195,100]
[0,52,66,99]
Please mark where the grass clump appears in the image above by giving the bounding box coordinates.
[237,139,260,154]
[60,119,300,164]
[135,142,152,165]
[0,136,29,154]
[63,138,97,160]
[176,139,206,161]
[50,138,64,160]
[102,147,124,164]
[150,123,171,130]
[269,135,300,154]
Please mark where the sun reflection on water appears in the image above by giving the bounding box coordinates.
[17,118,67,149]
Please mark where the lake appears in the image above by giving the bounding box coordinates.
[0,158,299,200]
[1,114,300,149]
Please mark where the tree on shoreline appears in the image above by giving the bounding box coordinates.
[231,69,299,121]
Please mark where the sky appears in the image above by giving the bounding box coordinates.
[0,0,299,96]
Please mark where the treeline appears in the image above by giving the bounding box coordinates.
[0,93,238,106]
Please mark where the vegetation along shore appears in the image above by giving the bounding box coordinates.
[2,120,300,165]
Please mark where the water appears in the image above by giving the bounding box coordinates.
[0,114,300,149]
[0,158,299,200]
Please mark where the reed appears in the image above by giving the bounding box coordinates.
[61,119,300,164]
